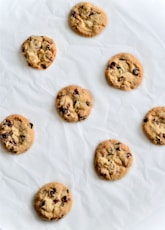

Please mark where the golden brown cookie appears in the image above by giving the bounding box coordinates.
[34,182,72,221]
[105,53,143,91]
[143,106,165,145]
[22,35,56,70]
[56,85,93,122]
[94,139,133,181]
[69,2,108,37]
[0,114,34,154]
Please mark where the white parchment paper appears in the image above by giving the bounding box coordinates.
[0,0,165,229]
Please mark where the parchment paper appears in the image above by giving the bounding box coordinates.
[0,0,165,229]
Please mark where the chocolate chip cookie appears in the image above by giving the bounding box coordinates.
[0,114,34,154]
[143,107,165,145]
[69,2,108,37]
[105,53,143,91]
[94,139,133,181]
[56,85,93,122]
[34,182,72,221]
[22,35,56,70]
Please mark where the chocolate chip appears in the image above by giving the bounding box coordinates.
[0,130,13,139]
[100,173,107,177]
[40,200,46,209]
[118,76,125,82]
[71,11,77,17]
[3,120,12,127]
[41,64,47,69]
[20,135,26,142]
[46,45,50,50]
[78,115,86,121]
[66,189,69,193]
[119,58,126,61]
[29,123,33,129]
[143,118,148,122]
[132,68,139,76]
[0,133,8,139]
[59,107,68,114]
[108,148,114,155]
[57,95,62,99]
[61,196,67,203]
[74,89,79,95]
[115,142,121,146]
[116,147,120,151]
[108,62,116,69]
[53,198,59,204]
[41,200,45,206]
[86,101,90,106]
[49,191,54,197]
[22,47,25,52]
[52,188,56,193]
[117,66,121,70]
[49,188,56,197]
[89,12,95,16]
[7,121,12,127]
[156,136,161,144]
[28,37,32,41]
[126,153,131,158]
[61,196,67,206]
[12,138,17,146]
[9,147,17,154]
[73,100,77,107]
[163,134,165,138]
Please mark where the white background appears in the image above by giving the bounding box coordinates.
[0,0,165,229]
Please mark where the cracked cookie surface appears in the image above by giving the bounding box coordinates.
[34,182,72,221]
[105,53,143,91]
[143,107,165,145]
[56,85,93,122]
[0,114,34,154]
[94,139,133,181]
[22,35,56,70]
[69,2,107,37]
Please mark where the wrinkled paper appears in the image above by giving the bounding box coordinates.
[0,0,165,229]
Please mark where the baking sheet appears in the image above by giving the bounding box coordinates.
[0,0,165,229]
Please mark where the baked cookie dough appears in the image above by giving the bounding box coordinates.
[69,2,107,37]
[0,114,34,154]
[56,85,93,122]
[22,35,56,70]
[143,106,165,145]
[94,139,133,181]
[105,53,143,91]
[34,182,72,221]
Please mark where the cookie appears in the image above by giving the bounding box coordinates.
[143,106,165,145]
[34,182,72,221]
[94,139,133,181]
[22,35,56,70]
[69,2,107,37]
[56,85,93,122]
[0,114,34,154]
[105,53,143,91]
